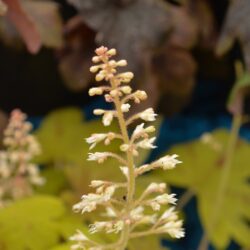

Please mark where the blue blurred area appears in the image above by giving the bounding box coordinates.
[28,79,249,250]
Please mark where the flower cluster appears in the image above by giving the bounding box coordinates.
[70,47,184,250]
[0,109,44,207]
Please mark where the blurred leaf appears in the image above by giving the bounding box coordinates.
[22,0,63,48]
[0,0,63,53]
[0,0,7,15]
[0,195,91,250]
[217,0,250,69]
[152,45,197,115]
[0,195,64,250]
[58,16,95,91]
[36,168,68,195]
[129,235,168,250]
[68,0,173,72]
[35,107,120,166]
[3,0,41,53]
[227,71,250,115]
[154,130,250,248]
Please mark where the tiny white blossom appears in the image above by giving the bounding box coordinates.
[137,137,157,149]
[87,152,108,163]
[102,112,114,126]
[86,133,107,149]
[103,207,117,217]
[130,206,144,221]
[121,103,131,113]
[149,194,177,211]
[120,144,130,152]
[156,154,182,170]
[89,221,107,233]
[89,180,106,188]
[120,166,129,179]
[132,123,145,137]
[120,86,132,94]
[93,109,105,115]
[88,87,103,96]
[154,193,177,205]
[70,230,90,242]
[73,186,116,214]
[134,90,147,102]
[158,220,185,239]
[139,108,157,121]
[145,182,166,194]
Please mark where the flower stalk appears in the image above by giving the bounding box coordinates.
[0,109,44,207]
[70,46,184,250]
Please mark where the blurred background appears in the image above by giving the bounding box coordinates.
[0,0,249,250]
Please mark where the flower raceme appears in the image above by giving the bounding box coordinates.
[0,109,44,207]
[70,46,184,250]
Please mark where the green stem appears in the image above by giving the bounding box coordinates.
[111,79,136,250]
[197,114,241,250]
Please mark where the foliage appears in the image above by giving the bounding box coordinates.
[0,195,87,250]
[153,130,250,249]
[0,0,63,53]
[227,69,250,115]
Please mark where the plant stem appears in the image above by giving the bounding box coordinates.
[111,79,136,250]
[176,189,194,210]
[197,114,241,250]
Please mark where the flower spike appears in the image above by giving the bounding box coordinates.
[70,47,184,250]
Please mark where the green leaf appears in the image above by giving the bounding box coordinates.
[36,168,68,195]
[35,107,120,166]
[0,195,91,250]
[154,130,250,249]
[0,195,65,250]
[227,72,250,115]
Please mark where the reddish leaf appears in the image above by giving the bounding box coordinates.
[57,16,95,91]
[3,0,41,53]
[22,1,63,48]
[217,0,250,69]
[0,0,7,15]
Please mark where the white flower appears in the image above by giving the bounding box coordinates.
[132,123,145,137]
[121,103,131,113]
[117,72,134,82]
[137,137,157,149]
[86,133,107,149]
[130,206,144,221]
[120,144,130,152]
[160,207,177,221]
[120,86,132,94]
[103,207,117,218]
[89,221,107,233]
[107,221,124,233]
[132,123,155,139]
[88,87,103,96]
[120,166,129,179]
[156,154,182,170]
[139,108,157,121]
[70,230,89,242]
[93,109,105,115]
[87,152,108,163]
[116,60,127,67]
[149,194,177,211]
[102,112,114,126]
[154,193,177,205]
[89,180,106,188]
[158,220,185,239]
[145,183,166,194]
[89,220,124,234]
[73,186,116,214]
[134,90,147,103]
